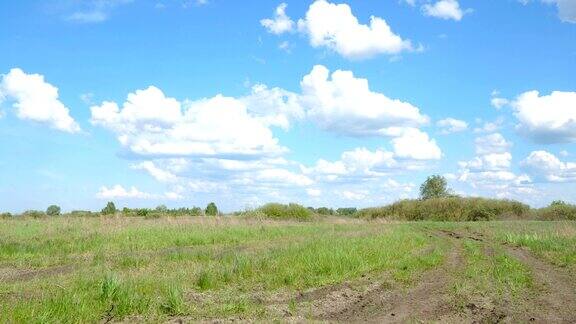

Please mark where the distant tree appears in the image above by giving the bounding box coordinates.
[420,175,449,200]
[205,202,218,216]
[155,205,168,213]
[101,202,117,215]
[46,205,61,216]
[336,207,358,216]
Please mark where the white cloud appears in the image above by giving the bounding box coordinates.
[261,3,294,34]
[511,90,576,143]
[241,84,304,130]
[131,161,179,183]
[491,97,509,110]
[456,133,532,195]
[523,0,576,23]
[255,168,314,186]
[391,128,442,160]
[521,150,576,182]
[437,118,468,134]
[297,0,414,59]
[306,188,322,197]
[474,133,512,155]
[90,86,287,158]
[0,68,81,133]
[300,65,429,136]
[474,117,504,134]
[96,185,153,199]
[422,0,469,21]
[66,0,133,23]
[340,190,368,200]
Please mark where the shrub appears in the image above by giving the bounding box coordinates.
[336,207,357,216]
[22,210,46,218]
[101,202,117,215]
[535,202,576,221]
[68,210,97,217]
[258,203,312,221]
[314,207,335,215]
[46,205,61,216]
[0,212,12,219]
[205,202,218,216]
[420,175,450,200]
[358,197,530,221]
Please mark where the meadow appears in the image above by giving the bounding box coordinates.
[0,215,574,323]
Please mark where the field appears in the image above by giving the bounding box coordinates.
[1,216,575,323]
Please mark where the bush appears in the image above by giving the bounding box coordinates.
[101,202,117,215]
[314,207,335,215]
[22,210,46,218]
[336,207,357,216]
[205,202,218,216]
[357,197,530,221]
[0,212,12,219]
[68,210,97,217]
[46,205,61,216]
[258,203,312,221]
[535,202,576,221]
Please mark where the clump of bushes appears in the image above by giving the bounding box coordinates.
[535,200,576,220]
[257,203,312,221]
[0,212,12,219]
[357,197,530,221]
[22,210,46,218]
[46,205,61,216]
[205,202,218,216]
[120,206,204,217]
[336,207,358,217]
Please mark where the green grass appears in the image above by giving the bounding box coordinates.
[0,217,443,322]
[0,217,574,322]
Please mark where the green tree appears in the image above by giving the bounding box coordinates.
[101,202,117,215]
[419,175,449,200]
[46,205,61,216]
[205,202,218,216]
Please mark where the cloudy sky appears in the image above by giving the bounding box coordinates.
[0,0,575,212]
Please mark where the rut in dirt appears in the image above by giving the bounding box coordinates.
[310,230,466,323]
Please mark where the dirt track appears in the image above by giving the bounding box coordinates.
[275,227,576,323]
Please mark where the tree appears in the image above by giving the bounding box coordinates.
[420,175,449,200]
[101,202,117,215]
[205,202,218,216]
[46,205,61,216]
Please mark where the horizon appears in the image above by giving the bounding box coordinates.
[1,0,575,213]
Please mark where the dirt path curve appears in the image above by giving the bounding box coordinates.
[311,229,466,323]
[503,244,576,323]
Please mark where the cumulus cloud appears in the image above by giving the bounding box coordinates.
[296,0,414,59]
[96,184,181,200]
[437,118,468,134]
[474,133,512,155]
[422,0,470,21]
[0,68,81,133]
[521,150,576,182]
[391,128,442,160]
[131,161,179,183]
[300,65,429,136]
[306,188,322,197]
[90,86,287,158]
[456,133,531,195]
[511,90,576,143]
[261,3,294,34]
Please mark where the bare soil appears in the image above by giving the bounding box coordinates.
[265,228,576,323]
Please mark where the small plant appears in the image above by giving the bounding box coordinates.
[160,285,184,315]
[101,202,117,215]
[46,205,61,216]
[205,202,218,216]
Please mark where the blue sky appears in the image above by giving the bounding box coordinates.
[0,0,575,212]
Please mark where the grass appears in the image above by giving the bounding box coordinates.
[0,217,574,322]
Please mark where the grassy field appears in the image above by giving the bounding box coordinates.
[0,217,575,323]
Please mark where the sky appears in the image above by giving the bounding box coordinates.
[0,0,575,213]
